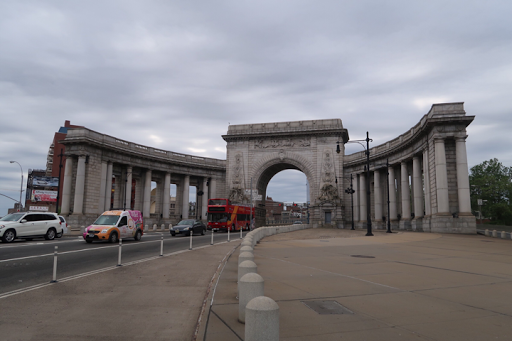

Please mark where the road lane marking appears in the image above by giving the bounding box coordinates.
[0,235,215,263]
[0,239,236,300]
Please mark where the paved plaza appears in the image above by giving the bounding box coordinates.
[201,228,512,341]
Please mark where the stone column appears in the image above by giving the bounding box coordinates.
[162,173,171,219]
[456,137,472,215]
[374,169,382,222]
[73,155,86,215]
[210,178,217,199]
[413,156,424,218]
[143,170,152,218]
[125,166,132,210]
[98,161,108,214]
[61,157,74,215]
[353,174,359,223]
[202,177,208,220]
[388,166,397,220]
[359,173,366,222]
[401,161,411,221]
[182,175,190,219]
[434,138,450,214]
[105,162,113,211]
[423,149,431,216]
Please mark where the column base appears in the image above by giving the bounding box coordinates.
[411,217,429,232]
[430,214,476,234]
[373,220,384,230]
[399,219,412,231]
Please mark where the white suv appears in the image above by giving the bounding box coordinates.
[0,212,63,243]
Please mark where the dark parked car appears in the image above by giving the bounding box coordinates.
[171,219,206,236]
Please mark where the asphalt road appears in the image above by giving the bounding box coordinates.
[0,230,240,296]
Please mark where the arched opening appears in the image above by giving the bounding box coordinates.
[253,159,314,227]
[266,169,308,225]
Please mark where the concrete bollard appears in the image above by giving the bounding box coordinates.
[492,230,498,238]
[239,273,264,323]
[501,231,507,239]
[238,260,257,286]
[80,226,85,234]
[245,296,279,341]
[153,224,157,231]
[485,229,489,236]
[241,239,253,248]
[240,245,253,255]
[239,251,254,266]
[168,223,173,230]
[161,224,165,231]
[144,224,148,232]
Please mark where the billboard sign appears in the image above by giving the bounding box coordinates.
[31,190,58,202]
[32,176,59,187]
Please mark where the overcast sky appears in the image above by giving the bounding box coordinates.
[1,1,511,216]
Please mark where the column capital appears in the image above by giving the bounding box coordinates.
[455,135,468,142]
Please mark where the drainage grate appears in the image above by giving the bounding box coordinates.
[351,255,375,258]
[302,300,354,315]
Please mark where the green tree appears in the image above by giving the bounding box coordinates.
[469,158,512,225]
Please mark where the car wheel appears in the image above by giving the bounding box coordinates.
[86,240,93,243]
[134,230,142,241]
[44,228,56,240]
[2,229,16,243]
[56,231,63,238]
[108,232,118,243]
[201,228,205,235]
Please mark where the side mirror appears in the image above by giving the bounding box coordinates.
[21,219,27,223]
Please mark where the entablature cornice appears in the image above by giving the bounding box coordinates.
[343,103,474,170]
[60,127,227,173]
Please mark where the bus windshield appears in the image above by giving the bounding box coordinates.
[208,213,229,223]
[209,199,226,206]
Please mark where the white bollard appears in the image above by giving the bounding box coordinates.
[153,224,157,232]
[160,235,164,256]
[239,251,254,266]
[245,296,279,341]
[117,238,122,266]
[161,224,165,231]
[238,260,257,290]
[51,246,58,283]
[492,230,498,238]
[501,231,507,239]
[239,273,264,323]
[189,229,193,250]
[168,223,173,230]
[485,229,489,236]
[144,224,148,232]
[80,226,85,234]
[228,225,231,242]
[211,228,214,245]
[240,226,243,239]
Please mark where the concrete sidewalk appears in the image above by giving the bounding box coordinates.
[201,229,512,340]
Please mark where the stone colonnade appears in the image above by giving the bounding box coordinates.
[344,103,476,234]
[59,128,226,227]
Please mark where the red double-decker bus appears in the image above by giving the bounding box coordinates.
[207,198,254,232]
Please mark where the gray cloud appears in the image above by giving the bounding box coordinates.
[1,0,511,214]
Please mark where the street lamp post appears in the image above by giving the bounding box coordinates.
[344,174,355,230]
[386,159,392,233]
[337,131,373,236]
[9,161,23,211]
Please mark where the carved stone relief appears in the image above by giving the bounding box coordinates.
[253,137,310,149]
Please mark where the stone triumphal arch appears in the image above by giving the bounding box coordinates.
[222,119,349,227]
